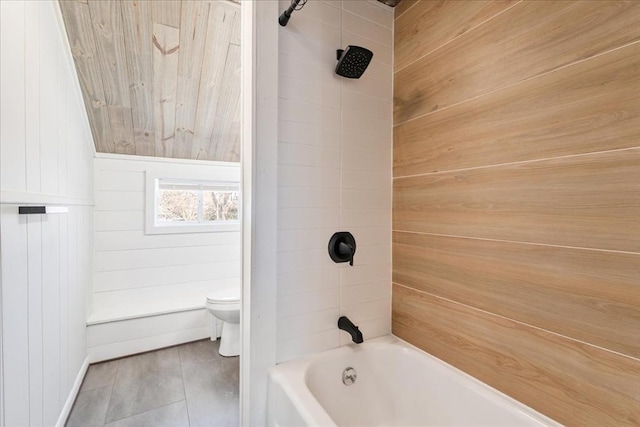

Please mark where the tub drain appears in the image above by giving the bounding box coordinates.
[342,367,357,385]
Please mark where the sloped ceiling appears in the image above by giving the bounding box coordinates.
[59,0,241,162]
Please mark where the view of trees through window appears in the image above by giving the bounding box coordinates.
[204,190,238,221]
[157,185,238,224]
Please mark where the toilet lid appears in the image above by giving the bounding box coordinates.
[207,288,240,304]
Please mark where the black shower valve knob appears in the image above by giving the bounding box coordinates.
[328,232,356,266]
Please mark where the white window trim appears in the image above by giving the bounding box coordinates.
[145,167,240,235]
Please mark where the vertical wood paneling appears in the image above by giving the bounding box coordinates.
[121,0,155,156]
[152,23,180,157]
[59,0,241,161]
[209,42,241,162]
[88,0,135,154]
[151,0,182,29]
[191,3,236,160]
[59,0,113,153]
[393,1,640,424]
[174,1,210,159]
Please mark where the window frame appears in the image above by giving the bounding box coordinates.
[145,168,240,235]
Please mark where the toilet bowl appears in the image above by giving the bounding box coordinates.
[205,287,240,357]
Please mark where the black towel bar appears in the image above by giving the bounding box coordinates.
[19,206,68,215]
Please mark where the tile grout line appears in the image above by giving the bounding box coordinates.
[177,347,192,427]
[393,0,421,22]
[392,146,640,181]
[391,230,640,256]
[394,1,524,74]
[393,39,640,128]
[105,400,189,427]
[101,362,119,426]
[342,7,393,31]
[392,282,640,364]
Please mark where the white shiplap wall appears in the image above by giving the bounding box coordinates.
[89,155,241,360]
[276,0,393,362]
[0,1,94,426]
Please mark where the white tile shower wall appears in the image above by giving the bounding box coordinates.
[92,155,241,325]
[276,0,393,362]
[0,1,94,425]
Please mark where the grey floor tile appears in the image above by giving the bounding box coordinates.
[81,360,119,392]
[105,347,185,424]
[178,339,222,367]
[182,356,239,427]
[66,385,112,427]
[104,401,189,427]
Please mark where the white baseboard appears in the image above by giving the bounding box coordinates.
[87,309,213,362]
[55,357,89,427]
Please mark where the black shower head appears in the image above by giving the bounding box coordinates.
[335,46,373,79]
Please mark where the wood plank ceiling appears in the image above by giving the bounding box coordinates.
[59,0,241,162]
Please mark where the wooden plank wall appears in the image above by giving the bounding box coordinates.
[58,0,241,162]
[392,1,640,425]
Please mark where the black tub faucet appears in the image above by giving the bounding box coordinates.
[338,316,363,344]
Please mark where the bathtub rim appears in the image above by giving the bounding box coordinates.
[268,334,561,427]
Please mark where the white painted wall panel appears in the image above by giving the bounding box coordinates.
[94,211,144,231]
[276,0,393,363]
[91,278,240,323]
[87,310,210,363]
[95,229,237,251]
[0,1,27,193]
[342,0,393,29]
[95,243,240,272]
[40,12,61,196]
[90,156,241,354]
[95,171,145,192]
[42,215,62,425]
[25,1,42,195]
[0,206,30,426]
[95,190,145,212]
[0,1,94,426]
[94,260,240,292]
[26,217,44,426]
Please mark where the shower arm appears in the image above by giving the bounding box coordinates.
[279,0,304,27]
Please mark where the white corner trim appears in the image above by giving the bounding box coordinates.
[55,357,89,427]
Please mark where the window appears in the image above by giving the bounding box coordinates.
[146,172,240,234]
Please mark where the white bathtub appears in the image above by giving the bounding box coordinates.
[267,335,559,427]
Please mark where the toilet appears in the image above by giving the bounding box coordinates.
[205,286,241,357]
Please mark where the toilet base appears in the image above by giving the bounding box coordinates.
[219,321,240,357]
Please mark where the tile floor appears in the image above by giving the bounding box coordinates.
[66,339,239,427]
